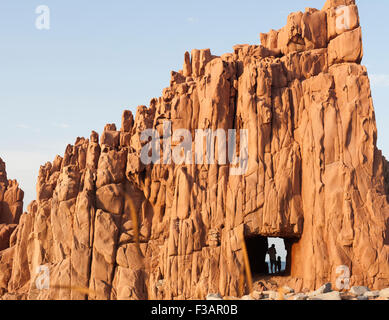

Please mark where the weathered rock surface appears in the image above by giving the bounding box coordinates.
[0,224,17,252]
[379,288,389,298]
[364,290,380,298]
[292,293,308,300]
[349,286,369,296]
[1,0,389,300]
[309,291,342,301]
[0,158,24,250]
[0,158,24,296]
[0,158,24,228]
[308,283,332,297]
[206,293,223,301]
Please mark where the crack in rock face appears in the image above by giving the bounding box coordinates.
[1,0,389,300]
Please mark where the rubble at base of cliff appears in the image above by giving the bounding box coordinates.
[2,283,388,301]
[206,283,389,301]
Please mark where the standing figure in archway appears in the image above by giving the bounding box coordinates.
[267,244,277,274]
[277,256,282,273]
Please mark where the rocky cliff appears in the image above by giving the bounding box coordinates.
[1,0,389,300]
[0,158,24,295]
[0,158,24,248]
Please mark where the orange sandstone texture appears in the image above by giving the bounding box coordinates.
[0,158,24,250]
[1,0,389,300]
[0,158,24,228]
[0,158,24,296]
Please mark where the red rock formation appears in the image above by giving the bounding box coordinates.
[0,158,24,296]
[1,0,389,300]
[0,158,24,250]
[0,159,24,225]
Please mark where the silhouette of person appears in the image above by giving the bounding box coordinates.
[267,244,277,274]
[277,256,282,273]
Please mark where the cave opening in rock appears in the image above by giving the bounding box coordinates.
[245,235,293,276]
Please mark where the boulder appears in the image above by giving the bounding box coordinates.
[206,293,223,301]
[309,283,332,297]
[309,291,342,300]
[349,286,369,296]
[364,291,380,298]
[293,293,308,300]
[379,288,389,299]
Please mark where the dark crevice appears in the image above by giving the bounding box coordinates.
[86,191,97,301]
[245,235,295,277]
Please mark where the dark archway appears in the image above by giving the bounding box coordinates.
[245,235,295,276]
[245,235,269,275]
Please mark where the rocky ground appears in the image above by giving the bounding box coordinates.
[207,282,389,301]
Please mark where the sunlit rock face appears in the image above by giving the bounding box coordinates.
[1,0,389,300]
[0,158,24,227]
[0,157,24,296]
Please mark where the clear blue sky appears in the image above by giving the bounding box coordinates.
[1,0,388,210]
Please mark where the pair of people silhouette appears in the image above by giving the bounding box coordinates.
[267,244,282,274]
